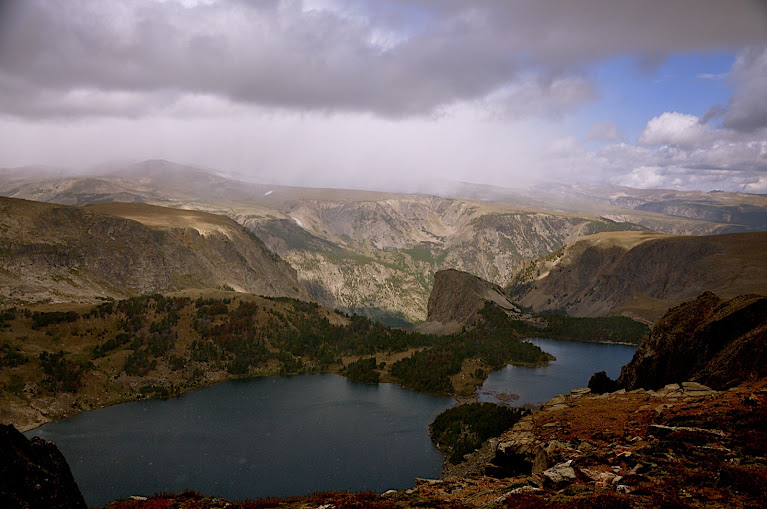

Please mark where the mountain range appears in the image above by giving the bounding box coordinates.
[3,159,765,324]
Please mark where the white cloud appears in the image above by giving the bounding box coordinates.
[637,112,713,148]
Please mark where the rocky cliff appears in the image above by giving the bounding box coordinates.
[616,292,767,391]
[0,424,87,509]
[417,269,520,334]
[506,230,767,322]
[0,198,309,304]
[246,198,638,324]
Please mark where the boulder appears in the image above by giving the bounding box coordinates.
[588,371,618,394]
[542,461,577,488]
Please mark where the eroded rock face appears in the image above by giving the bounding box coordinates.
[616,292,767,390]
[0,424,87,509]
[419,269,520,334]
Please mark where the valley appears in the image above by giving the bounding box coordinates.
[1,160,765,509]
[4,160,764,324]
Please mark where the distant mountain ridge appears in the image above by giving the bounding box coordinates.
[0,197,309,305]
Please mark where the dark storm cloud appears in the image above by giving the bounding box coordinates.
[1,0,767,119]
[722,46,767,132]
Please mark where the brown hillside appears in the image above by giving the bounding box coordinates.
[507,231,767,322]
[0,197,309,304]
[417,269,520,334]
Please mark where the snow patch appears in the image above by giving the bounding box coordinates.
[264,190,273,196]
[291,216,304,228]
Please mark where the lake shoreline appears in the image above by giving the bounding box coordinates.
[11,335,632,433]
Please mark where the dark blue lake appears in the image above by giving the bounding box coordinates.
[478,338,636,406]
[26,338,635,507]
[26,374,454,507]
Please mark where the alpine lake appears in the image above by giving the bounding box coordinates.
[26,338,636,506]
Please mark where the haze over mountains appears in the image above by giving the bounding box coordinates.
[1,159,765,323]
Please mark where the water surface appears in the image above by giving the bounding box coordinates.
[479,338,636,407]
[27,374,453,507]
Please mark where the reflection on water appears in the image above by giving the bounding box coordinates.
[479,338,636,407]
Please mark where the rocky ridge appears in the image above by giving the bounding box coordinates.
[615,292,767,391]
[506,230,767,322]
[2,162,648,324]
[417,269,520,335]
[411,379,767,508]
[0,424,87,509]
[0,198,309,305]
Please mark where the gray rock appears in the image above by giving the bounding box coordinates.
[543,461,577,487]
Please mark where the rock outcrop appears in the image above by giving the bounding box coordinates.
[616,292,767,390]
[0,424,87,509]
[0,198,310,304]
[417,269,519,334]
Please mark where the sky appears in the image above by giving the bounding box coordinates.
[1,0,767,193]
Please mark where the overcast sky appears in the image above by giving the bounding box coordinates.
[1,0,767,192]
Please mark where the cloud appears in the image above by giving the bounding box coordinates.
[697,72,727,80]
[483,75,597,119]
[637,112,713,148]
[1,0,766,119]
[585,121,621,142]
[722,46,767,132]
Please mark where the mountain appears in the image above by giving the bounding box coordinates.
[238,197,641,324]
[0,198,309,305]
[522,182,767,234]
[615,292,767,391]
[0,177,172,205]
[506,230,767,322]
[5,159,765,324]
[416,269,520,334]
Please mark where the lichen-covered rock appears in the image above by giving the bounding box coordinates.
[542,461,577,488]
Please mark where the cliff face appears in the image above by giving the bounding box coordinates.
[0,424,87,509]
[417,269,519,334]
[0,198,309,304]
[616,292,767,390]
[506,231,767,322]
[251,199,633,324]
